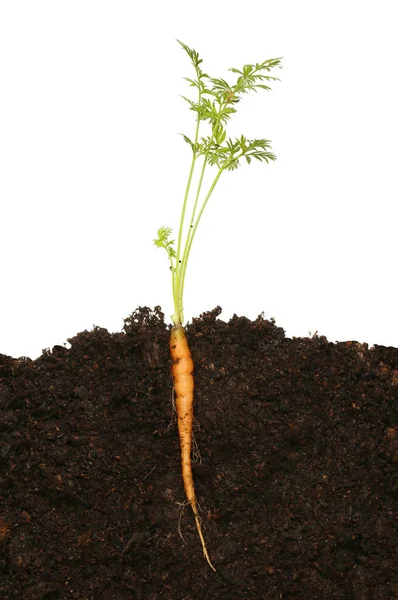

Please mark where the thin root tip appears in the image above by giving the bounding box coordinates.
[194,514,216,571]
[205,553,217,572]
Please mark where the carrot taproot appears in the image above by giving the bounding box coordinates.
[170,324,216,571]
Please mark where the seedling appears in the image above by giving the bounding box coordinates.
[154,40,282,570]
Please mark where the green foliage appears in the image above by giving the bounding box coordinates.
[154,41,282,325]
[176,42,281,170]
[197,135,276,171]
[153,227,176,259]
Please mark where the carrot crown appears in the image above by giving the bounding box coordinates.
[154,41,282,326]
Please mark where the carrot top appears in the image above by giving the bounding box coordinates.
[154,41,282,326]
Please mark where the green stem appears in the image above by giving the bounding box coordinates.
[173,74,203,325]
[177,167,224,323]
[176,136,198,267]
[177,156,208,298]
[170,254,176,311]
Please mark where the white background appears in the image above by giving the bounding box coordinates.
[1,1,397,359]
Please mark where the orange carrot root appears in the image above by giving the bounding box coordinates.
[170,324,216,571]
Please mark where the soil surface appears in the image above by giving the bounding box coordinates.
[1,306,398,599]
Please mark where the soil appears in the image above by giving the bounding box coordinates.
[1,305,398,600]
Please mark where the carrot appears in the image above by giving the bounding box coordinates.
[153,41,281,569]
[170,324,216,571]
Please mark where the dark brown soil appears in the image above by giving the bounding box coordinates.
[1,306,398,599]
